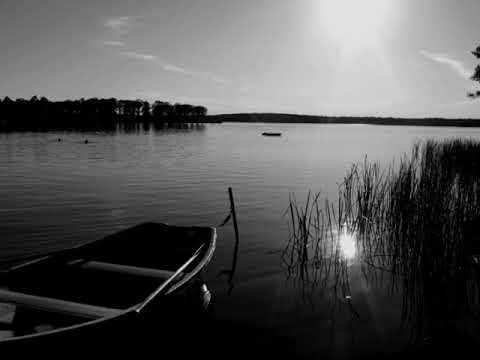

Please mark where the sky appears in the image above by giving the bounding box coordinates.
[1,0,480,118]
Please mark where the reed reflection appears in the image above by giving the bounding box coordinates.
[283,193,357,311]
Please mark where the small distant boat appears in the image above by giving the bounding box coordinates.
[0,222,216,349]
[262,132,282,137]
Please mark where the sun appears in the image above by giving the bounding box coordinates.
[321,0,391,46]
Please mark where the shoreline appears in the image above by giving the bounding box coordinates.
[207,113,480,127]
[3,113,480,132]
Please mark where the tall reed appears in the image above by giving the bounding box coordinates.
[283,139,480,343]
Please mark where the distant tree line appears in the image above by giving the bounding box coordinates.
[209,113,480,126]
[469,44,480,98]
[0,96,208,131]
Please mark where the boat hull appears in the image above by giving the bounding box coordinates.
[0,222,216,350]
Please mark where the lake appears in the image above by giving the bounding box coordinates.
[1,123,479,357]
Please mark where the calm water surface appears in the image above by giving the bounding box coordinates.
[1,123,479,357]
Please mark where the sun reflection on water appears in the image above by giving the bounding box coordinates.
[339,225,356,260]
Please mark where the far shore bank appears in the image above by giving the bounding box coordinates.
[3,113,480,132]
[208,113,480,127]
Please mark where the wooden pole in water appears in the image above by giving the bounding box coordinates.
[228,187,240,294]
[228,187,240,248]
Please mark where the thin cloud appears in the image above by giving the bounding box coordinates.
[101,16,225,84]
[420,50,472,79]
[121,51,157,61]
[119,52,219,83]
[103,40,125,47]
[162,64,189,74]
[161,62,226,84]
[104,16,132,34]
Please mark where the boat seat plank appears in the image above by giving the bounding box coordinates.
[66,260,185,281]
[0,289,122,320]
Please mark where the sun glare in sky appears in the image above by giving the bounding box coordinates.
[321,0,391,47]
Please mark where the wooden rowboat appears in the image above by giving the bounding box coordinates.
[0,222,216,350]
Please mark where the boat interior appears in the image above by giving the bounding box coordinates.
[0,223,215,339]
